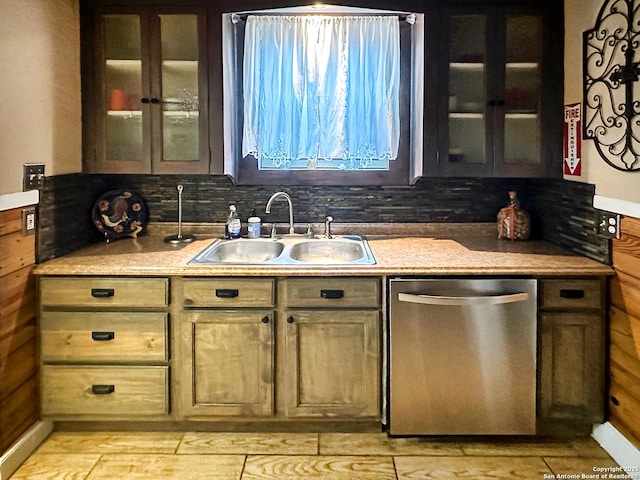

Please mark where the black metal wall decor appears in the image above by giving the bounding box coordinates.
[584,0,640,171]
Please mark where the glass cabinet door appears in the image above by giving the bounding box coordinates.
[503,15,541,171]
[158,14,201,166]
[446,14,488,171]
[438,8,549,177]
[95,10,207,174]
[102,15,145,170]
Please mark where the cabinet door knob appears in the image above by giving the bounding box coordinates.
[261,316,269,324]
[287,316,295,323]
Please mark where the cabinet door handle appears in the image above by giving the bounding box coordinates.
[287,316,295,323]
[215,289,239,298]
[321,289,344,299]
[91,288,114,298]
[91,384,115,395]
[91,331,115,341]
[559,289,585,299]
[261,316,269,324]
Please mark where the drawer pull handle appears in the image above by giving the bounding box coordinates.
[91,288,115,298]
[91,331,115,341]
[287,316,295,324]
[261,316,269,324]
[559,289,585,299]
[215,289,239,298]
[611,395,620,406]
[321,289,344,299]
[91,384,115,395]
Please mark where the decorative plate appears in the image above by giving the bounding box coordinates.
[92,190,148,242]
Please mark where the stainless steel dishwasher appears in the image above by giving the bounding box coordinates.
[388,278,537,435]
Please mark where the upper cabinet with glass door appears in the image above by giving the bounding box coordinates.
[84,7,209,173]
[437,5,562,177]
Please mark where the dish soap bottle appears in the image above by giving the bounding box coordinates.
[225,204,241,239]
[247,208,262,238]
[497,191,531,240]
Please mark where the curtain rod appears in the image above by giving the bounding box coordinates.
[231,12,416,25]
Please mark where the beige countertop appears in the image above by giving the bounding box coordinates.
[33,223,613,277]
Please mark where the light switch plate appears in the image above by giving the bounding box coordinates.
[23,163,45,190]
[594,210,621,239]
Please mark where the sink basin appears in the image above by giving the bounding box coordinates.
[190,239,284,264]
[289,240,365,263]
[189,235,376,266]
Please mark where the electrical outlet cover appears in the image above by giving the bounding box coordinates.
[22,207,36,235]
[594,210,620,239]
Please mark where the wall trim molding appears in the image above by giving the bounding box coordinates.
[0,421,52,480]
[594,194,640,219]
[592,422,640,479]
[0,190,39,212]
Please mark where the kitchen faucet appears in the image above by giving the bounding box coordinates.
[324,215,334,239]
[265,191,295,235]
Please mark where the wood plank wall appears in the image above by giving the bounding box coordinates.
[0,207,39,454]
[609,216,640,449]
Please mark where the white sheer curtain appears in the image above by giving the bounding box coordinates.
[242,15,400,170]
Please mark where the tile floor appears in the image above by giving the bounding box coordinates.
[10,431,622,479]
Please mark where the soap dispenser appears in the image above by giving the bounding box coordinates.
[247,208,262,238]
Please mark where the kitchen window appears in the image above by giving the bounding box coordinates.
[222,5,424,185]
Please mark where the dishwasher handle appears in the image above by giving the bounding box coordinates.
[398,291,529,306]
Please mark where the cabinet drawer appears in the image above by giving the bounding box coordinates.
[284,277,380,308]
[41,365,168,416]
[540,279,602,310]
[40,277,168,308]
[40,312,168,363]
[183,278,274,307]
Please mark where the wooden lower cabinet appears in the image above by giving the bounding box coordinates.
[281,277,381,419]
[537,278,606,434]
[282,309,380,418]
[38,276,171,421]
[181,310,274,417]
[180,276,381,422]
[37,273,608,432]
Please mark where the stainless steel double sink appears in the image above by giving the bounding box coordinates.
[189,235,376,265]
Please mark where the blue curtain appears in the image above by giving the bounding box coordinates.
[242,15,400,170]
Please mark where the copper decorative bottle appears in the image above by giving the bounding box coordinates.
[497,191,531,240]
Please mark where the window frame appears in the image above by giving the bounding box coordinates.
[222,6,423,186]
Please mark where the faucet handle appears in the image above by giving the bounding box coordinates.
[270,223,277,238]
[324,216,334,239]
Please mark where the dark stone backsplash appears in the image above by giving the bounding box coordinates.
[37,173,611,265]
